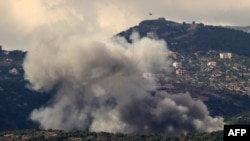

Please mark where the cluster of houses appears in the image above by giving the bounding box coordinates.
[143,51,232,78]
[142,47,234,93]
[173,62,187,75]
[172,52,232,76]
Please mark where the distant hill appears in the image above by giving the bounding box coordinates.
[117,18,250,57]
[226,26,250,33]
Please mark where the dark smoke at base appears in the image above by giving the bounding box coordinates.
[23,29,224,135]
[119,93,223,134]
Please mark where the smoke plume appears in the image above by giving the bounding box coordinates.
[23,28,224,135]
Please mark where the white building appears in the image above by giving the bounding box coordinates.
[220,53,232,59]
[207,61,217,67]
[172,62,182,69]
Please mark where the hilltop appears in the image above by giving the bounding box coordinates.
[118,17,250,57]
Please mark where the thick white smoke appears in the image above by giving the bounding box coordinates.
[23,28,224,135]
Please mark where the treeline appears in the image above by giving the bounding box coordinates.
[0,129,223,141]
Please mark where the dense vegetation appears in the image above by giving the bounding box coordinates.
[0,49,51,131]
[0,129,224,141]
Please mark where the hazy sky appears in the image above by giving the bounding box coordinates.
[1,0,250,50]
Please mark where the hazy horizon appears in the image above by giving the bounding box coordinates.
[1,0,250,50]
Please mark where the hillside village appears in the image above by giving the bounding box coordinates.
[144,49,250,96]
[172,50,250,94]
[142,31,250,96]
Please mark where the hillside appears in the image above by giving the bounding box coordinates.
[0,18,250,139]
[117,18,250,116]
[0,48,51,131]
